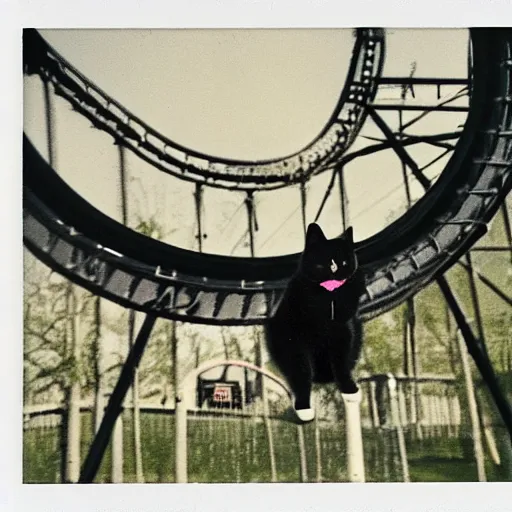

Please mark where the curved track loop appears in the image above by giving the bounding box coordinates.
[23,28,384,190]
[23,29,512,325]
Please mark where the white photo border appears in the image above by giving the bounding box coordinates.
[2,0,511,511]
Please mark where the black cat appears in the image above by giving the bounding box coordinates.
[265,223,365,422]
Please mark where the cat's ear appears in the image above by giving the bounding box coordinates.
[341,226,354,243]
[306,223,327,247]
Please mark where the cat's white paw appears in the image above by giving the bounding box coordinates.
[341,387,362,403]
[295,407,315,422]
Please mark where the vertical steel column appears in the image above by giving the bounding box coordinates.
[445,303,457,374]
[398,109,412,206]
[93,297,104,433]
[456,329,487,481]
[300,181,308,238]
[245,190,277,479]
[408,299,422,438]
[171,321,188,482]
[65,289,82,483]
[437,276,512,443]
[79,314,157,483]
[129,312,144,483]
[256,331,277,482]
[43,79,55,169]
[402,307,410,376]
[194,183,204,252]
[338,166,349,231]
[245,191,256,257]
[401,305,412,432]
[118,145,129,226]
[398,110,422,436]
[118,143,143,483]
[387,375,410,482]
[43,73,70,483]
[501,201,512,264]
[467,36,473,96]
[174,330,187,483]
[464,252,486,343]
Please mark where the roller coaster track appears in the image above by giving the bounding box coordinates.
[23,28,384,191]
[23,28,512,325]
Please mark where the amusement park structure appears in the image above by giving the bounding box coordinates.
[22,28,512,483]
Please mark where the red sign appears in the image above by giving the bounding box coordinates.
[213,385,232,403]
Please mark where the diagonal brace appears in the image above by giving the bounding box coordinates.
[79,314,157,483]
[366,105,431,191]
[437,275,512,444]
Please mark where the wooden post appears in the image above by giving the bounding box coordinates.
[369,380,380,427]
[408,300,423,439]
[457,329,487,482]
[342,389,365,482]
[442,392,451,437]
[297,425,308,483]
[479,402,501,466]
[387,375,410,482]
[314,391,323,482]
[173,322,188,483]
[174,386,188,483]
[446,392,455,438]
[129,312,144,483]
[111,414,124,483]
[398,381,408,427]
[258,340,277,482]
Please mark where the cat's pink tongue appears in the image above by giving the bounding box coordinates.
[320,279,347,291]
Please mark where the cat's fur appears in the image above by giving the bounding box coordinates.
[265,223,365,414]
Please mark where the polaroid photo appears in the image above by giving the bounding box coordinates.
[3,1,512,511]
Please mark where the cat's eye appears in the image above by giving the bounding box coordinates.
[342,260,347,266]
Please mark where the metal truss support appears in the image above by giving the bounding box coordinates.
[471,246,512,252]
[378,77,469,86]
[79,314,157,483]
[437,275,512,444]
[371,104,468,113]
[313,168,337,223]
[456,260,512,308]
[464,252,486,343]
[366,106,431,190]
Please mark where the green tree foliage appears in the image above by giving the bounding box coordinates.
[24,252,96,404]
